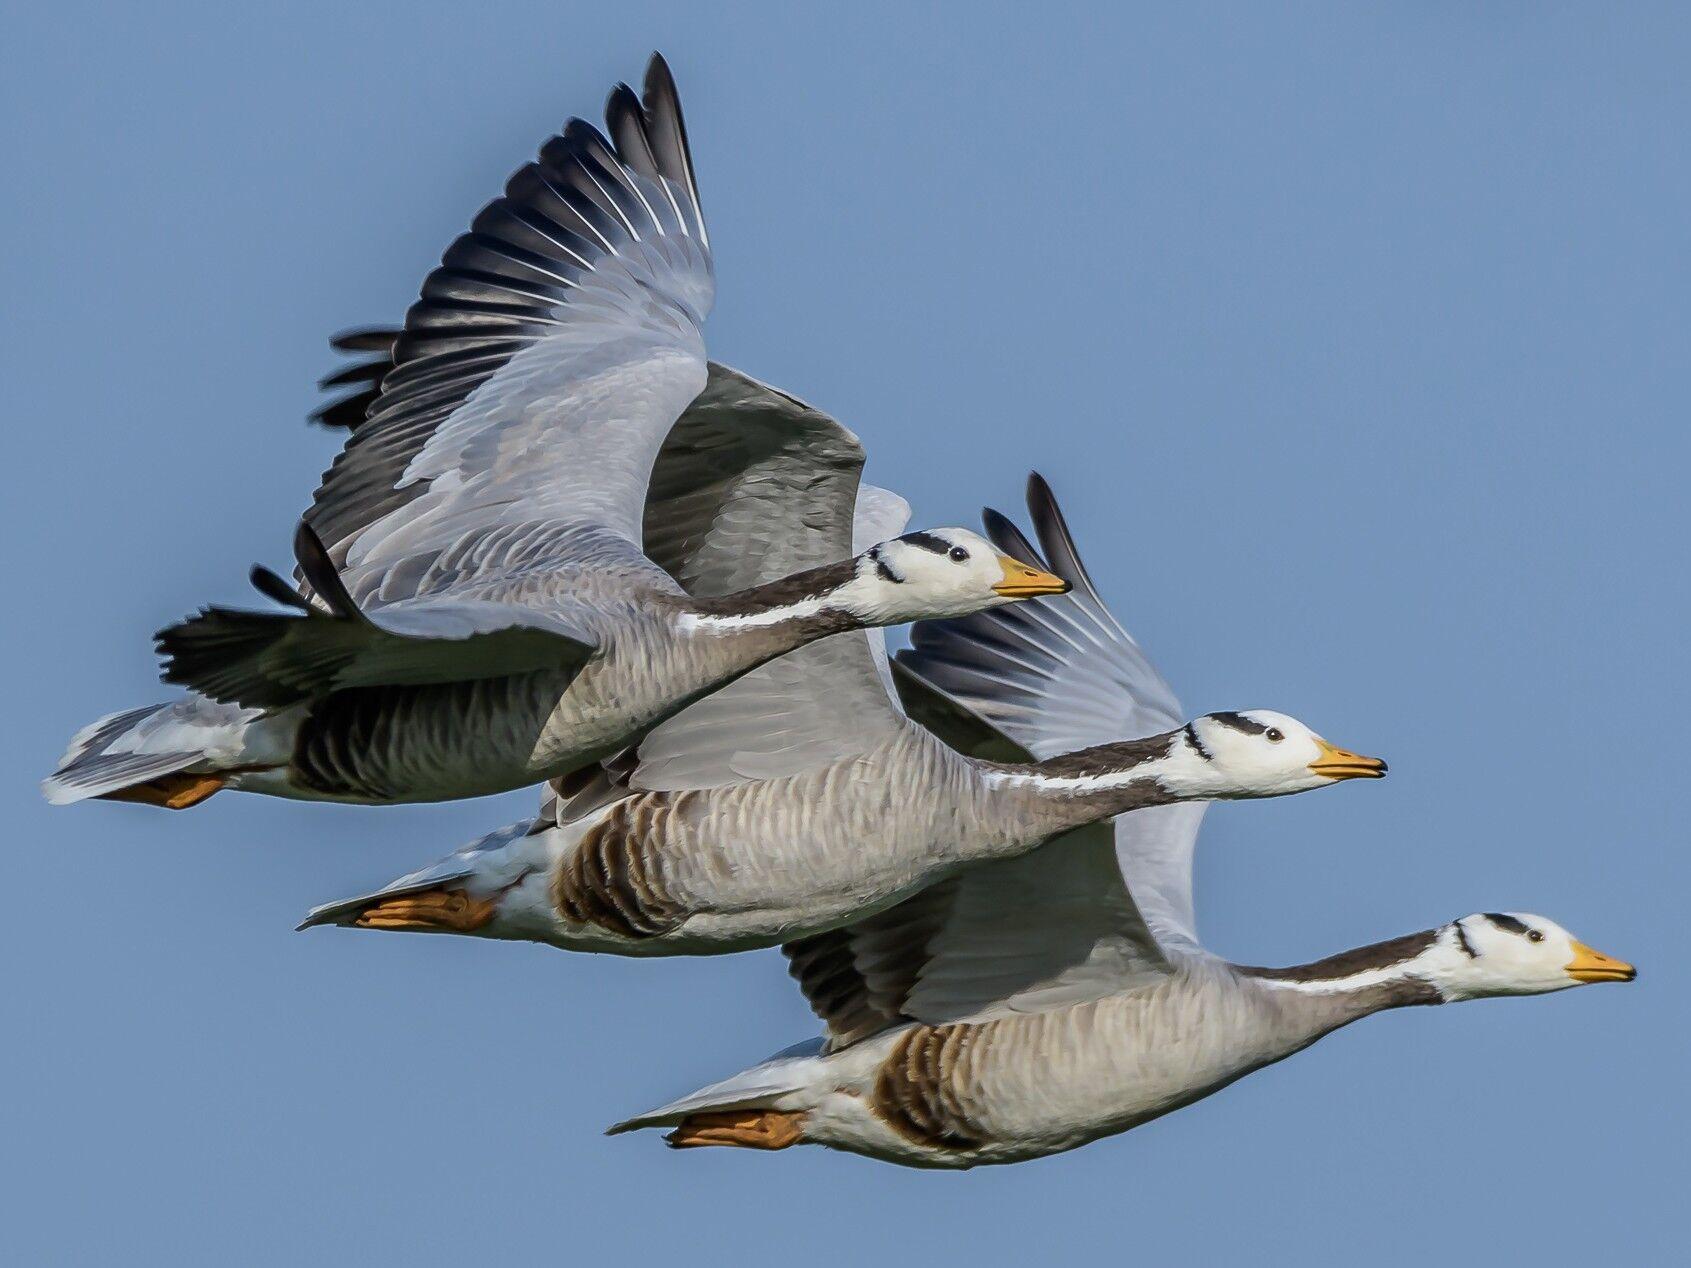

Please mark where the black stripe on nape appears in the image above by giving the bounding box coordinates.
[1184,722,1213,762]
[868,546,903,584]
[898,531,953,555]
[1208,711,1269,736]
[1239,928,1442,983]
[1453,920,1479,959]
[1484,913,1530,936]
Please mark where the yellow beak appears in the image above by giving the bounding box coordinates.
[1565,940,1636,984]
[992,555,1070,598]
[1308,737,1388,780]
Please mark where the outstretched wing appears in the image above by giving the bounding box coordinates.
[898,472,1209,954]
[782,476,1203,1051]
[305,54,712,607]
[784,820,1172,1051]
[640,364,868,597]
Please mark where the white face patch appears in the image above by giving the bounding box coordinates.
[1181,710,1344,797]
[1418,913,1616,1000]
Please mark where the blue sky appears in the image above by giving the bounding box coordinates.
[5,2,1684,1262]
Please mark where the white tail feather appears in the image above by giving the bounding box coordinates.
[43,697,260,804]
[606,1039,826,1135]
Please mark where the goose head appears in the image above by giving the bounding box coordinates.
[1172,709,1387,797]
[843,529,1069,623]
[1412,913,1636,1001]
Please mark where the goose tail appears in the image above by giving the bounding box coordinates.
[43,697,265,808]
[296,820,539,933]
[607,1039,827,1150]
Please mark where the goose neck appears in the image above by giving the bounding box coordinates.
[977,732,1196,833]
[677,561,866,648]
[1236,930,1447,1035]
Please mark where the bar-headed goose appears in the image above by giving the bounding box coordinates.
[607,477,1634,1167]
[299,478,1383,954]
[43,55,1062,810]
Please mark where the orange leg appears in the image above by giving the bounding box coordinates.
[353,888,498,933]
[97,773,226,810]
[666,1110,805,1151]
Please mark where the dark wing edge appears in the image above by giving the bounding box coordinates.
[304,52,710,561]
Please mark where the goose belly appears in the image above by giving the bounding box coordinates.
[817,974,1297,1167]
[284,670,583,803]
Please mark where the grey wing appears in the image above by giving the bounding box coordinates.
[894,472,1209,955]
[641,363,869,596]
[305,54,712,607]
[788,475,1214,1052]
[784,824,1172,1052]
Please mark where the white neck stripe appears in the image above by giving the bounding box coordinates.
[678,598,831,634]
[981,766,1167,794]
[1257,962,1420,997]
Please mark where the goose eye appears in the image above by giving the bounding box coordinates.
[948,546,969,562]
[1527,929,1544,943]
[1265,727,1284,742]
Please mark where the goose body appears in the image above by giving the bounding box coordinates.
[302,479,1383,954]
[606,479,1634,1168]
[616,917,1630,1169]
[43,56,1064,810]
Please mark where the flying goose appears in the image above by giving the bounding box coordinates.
[298,477,1384,957]
[42,55,1065,811]
[607,479,1634,1167]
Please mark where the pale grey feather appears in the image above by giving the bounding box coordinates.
[897,472,1210,953]
[306,54,711,611]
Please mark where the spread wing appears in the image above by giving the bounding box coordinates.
[305,54,712,608]
[783,475,1204,1051]
[898,472,1209,955]
[785,821,1172,1051]
[640,364,869,597]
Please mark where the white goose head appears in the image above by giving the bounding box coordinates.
[1412,913,1636,1001]
[841,529,1069,623]
[1172,709,1387,798]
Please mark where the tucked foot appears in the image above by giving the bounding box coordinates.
[352,888,498,933]
[665,1110,805,1151]
[96,772,226,810]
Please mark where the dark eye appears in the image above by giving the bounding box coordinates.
[1265,728,1284,743]
[949,546,969,562]
[1527,929,1544,943]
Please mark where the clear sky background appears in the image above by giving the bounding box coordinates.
[5,2,1685,1262]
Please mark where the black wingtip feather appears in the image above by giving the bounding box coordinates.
[980,507,1046,569]
[329,327,402,354]
[292,521,364,621]
[249,565,313,611]
[1024,472,1102,601]
[155,607,310,708]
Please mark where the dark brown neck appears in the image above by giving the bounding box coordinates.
[1236,929,1446,1019]
[979,731,1192,834]
[684,559,865,641]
